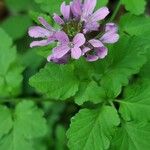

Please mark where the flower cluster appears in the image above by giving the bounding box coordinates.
[28,0,119,63]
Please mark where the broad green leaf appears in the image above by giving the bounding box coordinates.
[34,0,70,14]
[75,81,106,105]
[0,101,48,150]
[120,13,150,37]
[111,121,150,150]
[119,79,150,121]
[95,36,147,98]
[121,0,146,15]
[67,106,120,150]
[30,63,79,100]
[1,15,32,40]
[0,28,23,97]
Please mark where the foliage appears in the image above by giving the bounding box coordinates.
[0,0,150,150]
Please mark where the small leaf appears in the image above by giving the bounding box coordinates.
[67,106,120,150]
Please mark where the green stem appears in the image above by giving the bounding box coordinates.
[109,101,116,108]
[109,1,121,22]
[114,99,125,104]
[0,97,62,105]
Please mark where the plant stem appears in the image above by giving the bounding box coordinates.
[109,1,121,22]
[109,101,116,108]
[114,99,126,104]
[0,97,63,105]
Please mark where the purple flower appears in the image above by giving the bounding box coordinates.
[28,0,120,64]
[53,2,71,25]
[28,17,56,47]
[83,39,108,62]
[48,31,85,60]
[100,23,119,44]
[81,0,109,33]
[71,0,82,18]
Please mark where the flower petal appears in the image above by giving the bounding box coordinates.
[71,0,82,17]
[82,0,96,18]
[30,40,50,48]
[71,47,82,59]
[28,26,51,38]
[52,45,70,59]
[84,22,99,33]
[89,39,103,48]
[55,31,69,44]
[90,7,109,22]
[105,23,118,32]
[100,32,119,44]
[38,17,53,31]
[97,47,108,59]
[86,55,99,62]
[61,2,70,20]
[73,33,85,47]
[53,13,65,25]
[82,47,91,55]
[47,54,69,64]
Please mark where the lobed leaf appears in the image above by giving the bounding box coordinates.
[111,121,150,150]
[30,63,79,100]
[0,101,48,150]
[67,106,120,150]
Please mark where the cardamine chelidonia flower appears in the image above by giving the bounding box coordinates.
[28,0,119,63]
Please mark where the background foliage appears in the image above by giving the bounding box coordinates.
[0,0,150,149]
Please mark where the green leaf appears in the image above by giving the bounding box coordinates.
[0,28,23,97]
[34,0,70,14]
[0,101,48,150]
[30,63,79,100]
[120,14,150,79]
[75,81,106,105]
[96,0,108,9]
[29,11,53,25]
[121,0,146,15]
[0,106,12,139]
[111,121,150,150]
[0,15,32,40]
[5,0,39,12]
[120,13,150,37]
[95,35,147,98]
[67,106,120,150]
[118,79,150,121]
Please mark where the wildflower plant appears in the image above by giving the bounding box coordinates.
[0,0,150,150]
